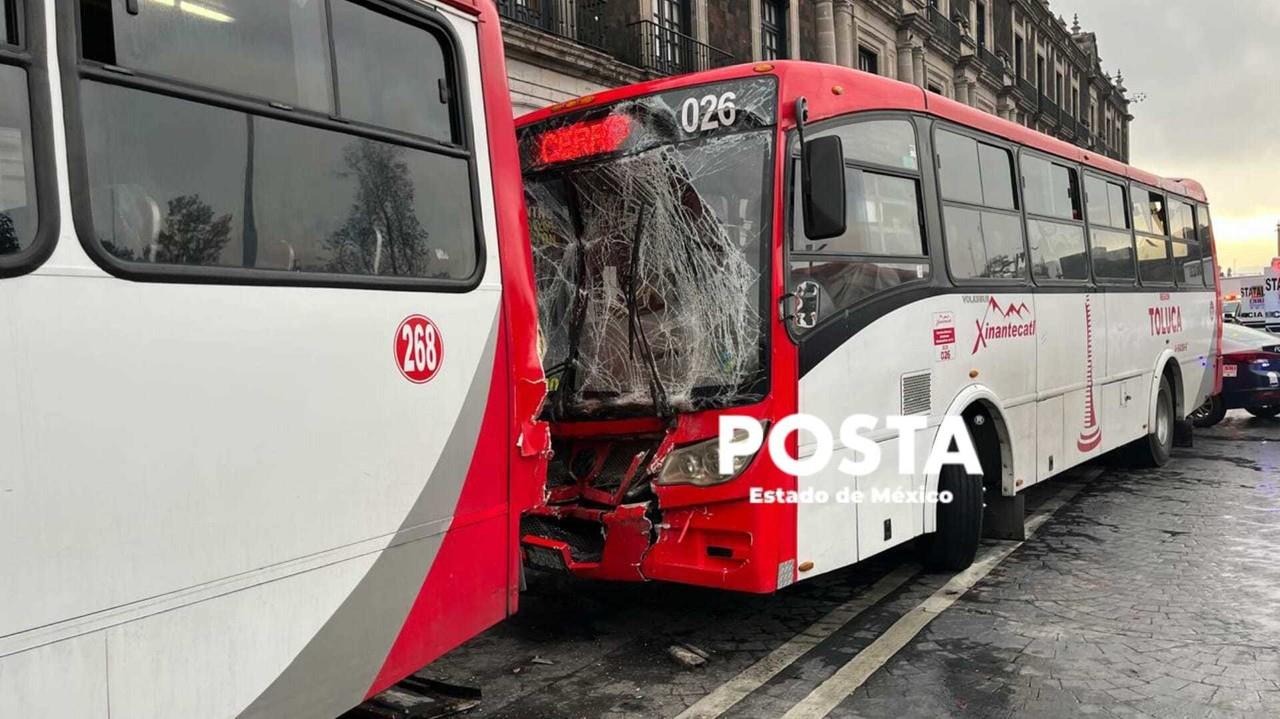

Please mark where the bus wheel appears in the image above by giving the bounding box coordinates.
[1130,376,1174,467]
[1190,394,1226,428]
[918,463,983,571]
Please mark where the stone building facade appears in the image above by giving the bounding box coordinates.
[500,0,1131,162]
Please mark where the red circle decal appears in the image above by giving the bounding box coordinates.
[394,315,444,384]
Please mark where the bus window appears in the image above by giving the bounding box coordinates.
[1024,155,1087,281]
[1022,153,1081,221]
[1084,175,1135,281]
[79,0,333,112]
[936,129,1016,210]
[0,63,37,257]
[1136,235,1174,285]
[2,0,14,45]
[331,0,457,142]
[936,129,1024,280]
[75,0,478,283]
[1197,204,1217,285]
[791,118,928,324]
[1169,200,1203,287]
[1133,187,1172,285]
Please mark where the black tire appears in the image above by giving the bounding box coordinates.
[1190,394,1226,428]
[1246,405,1280,419]
[919,463,984,571]
[1129,376,1174,468]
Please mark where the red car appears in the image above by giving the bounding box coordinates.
[1192,324,1280,427]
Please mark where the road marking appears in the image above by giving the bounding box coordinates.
[779,476,1091,719]
[674,564,919,719]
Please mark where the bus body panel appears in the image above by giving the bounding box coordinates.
[2,2,547,717]
[796,288,1215,577]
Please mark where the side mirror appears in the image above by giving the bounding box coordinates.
[794,280,822,329]
[802,135,847,241]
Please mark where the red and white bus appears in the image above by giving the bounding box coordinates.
[517,61,1220,593]
[1,0,546,716]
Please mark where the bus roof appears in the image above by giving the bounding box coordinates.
[518,61,1207,204]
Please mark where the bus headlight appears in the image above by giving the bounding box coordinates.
[656,429,761,487]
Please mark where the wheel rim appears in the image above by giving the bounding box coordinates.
[1157,395,1172,445]
[1189,400,1212,421]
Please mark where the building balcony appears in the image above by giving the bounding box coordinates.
[978,46,1009,83]
[1039,95,1059,126]
[1015,77,1039,109]
[497,0,607,51]
[623,20,734,76]
[926,6,963,54]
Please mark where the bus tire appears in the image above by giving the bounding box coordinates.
[918,463,983,571]
[1130,376,1174,467]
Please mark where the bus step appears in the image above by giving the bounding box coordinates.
[343,677,481,719]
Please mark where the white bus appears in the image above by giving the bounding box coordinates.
[516,61,1221,593]
[1,1,547,717]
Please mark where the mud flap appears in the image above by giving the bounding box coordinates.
[1173,419,1194,448]
[982,492,1026,541]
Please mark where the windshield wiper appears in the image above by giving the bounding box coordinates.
[624,203,674,419]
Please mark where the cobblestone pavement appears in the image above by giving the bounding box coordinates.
[409,412,1280,719]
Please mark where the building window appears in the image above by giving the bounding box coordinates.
[762,0,787,61]
[653,0,690,71]
[858,45,879,74]
[975,1,987,49]
[928,82,944,96]
[1014,35,1025,79]
[1036,55,1045,93]
[1072,88,1080,119]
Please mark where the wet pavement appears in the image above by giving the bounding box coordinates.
[409,412,1280,719]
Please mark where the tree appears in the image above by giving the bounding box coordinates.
[325,140,433,277]
[153,194,232,266]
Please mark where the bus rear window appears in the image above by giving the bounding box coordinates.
[0,65,37,256]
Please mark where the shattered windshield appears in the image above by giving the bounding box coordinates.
[520,79,777,418]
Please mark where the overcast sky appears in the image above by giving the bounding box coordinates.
[1057,0,1280,274]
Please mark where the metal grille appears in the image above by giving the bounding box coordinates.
[591,440,654,492]
[901,372,932,416]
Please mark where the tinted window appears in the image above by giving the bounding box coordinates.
[82,82,476,279]
[2,0,15,46]
[1022,154,1080,220]
[0,64,37,256]
[1198,204,1217,283]
[79,0,333,112]
[1133,190,1167,235]
[1136,236,1172,284]
[332,1,455,143]
[790,259,927,324]
[1170,200,1196,242]
[1091,228,1135,280]
[825,120,918,170]
[794,168,923,256]
[936,130,982,205]
[1172,240,1204,287]
[945,207,1026,280]
[978,143,1017,210]
[1085,175,1128,229]
[1028,219,1088,281]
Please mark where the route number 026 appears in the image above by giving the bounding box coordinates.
[680,92,738,134]
[395,315,444,384]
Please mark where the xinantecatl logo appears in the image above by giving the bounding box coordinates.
[1077,296,1103,452]
[972,298,1036,354]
